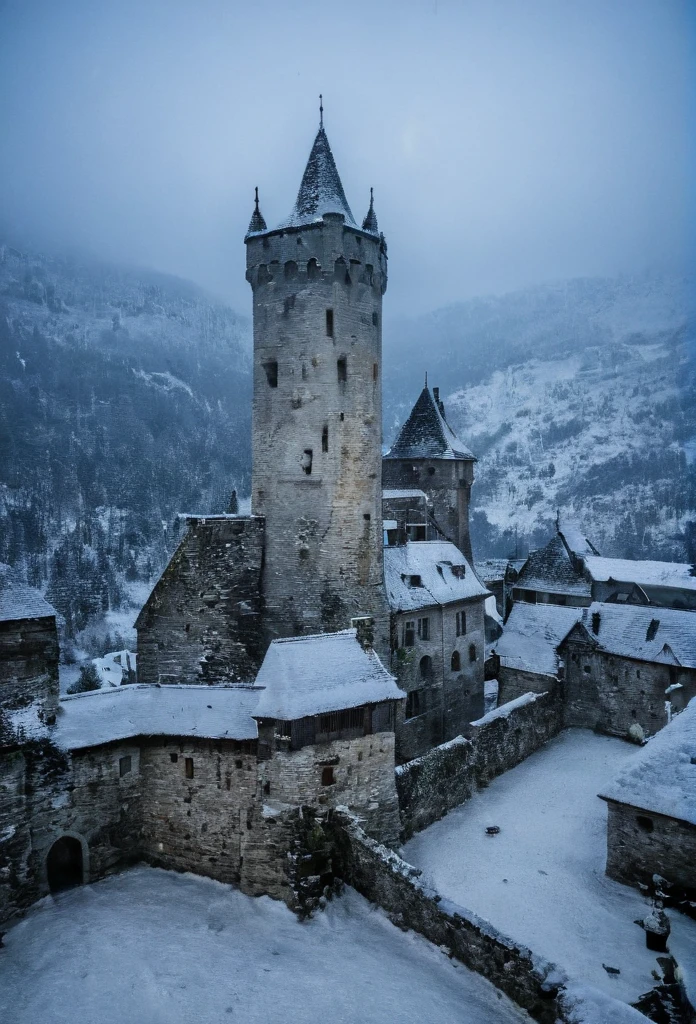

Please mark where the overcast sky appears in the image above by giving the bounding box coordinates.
[0,0,693,315]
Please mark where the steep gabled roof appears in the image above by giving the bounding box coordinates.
[278,126,357,230]
[385,385,475,462]
[495,603,583,676]
[0,563,56,623]
[514,535,592,598]
[383,541,488,612]
[556,516,600,557]
[561,602,696,668]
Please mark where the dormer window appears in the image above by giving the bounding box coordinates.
[405,574,422,588]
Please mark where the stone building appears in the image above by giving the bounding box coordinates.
[510,519,597,608]
[383,540,488,761]
[0,628,403,927]
[599,697,696,899]
[493,602,582,705]
[560,602,696,739]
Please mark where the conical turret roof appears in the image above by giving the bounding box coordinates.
[278,125,357,229]
[385,384,475,461]
[362,188,379,235]
[246,187,267,236]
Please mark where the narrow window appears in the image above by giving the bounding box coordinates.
[322,425,329,453]
[263,781,271,795]
[339,412,344,421]
[468,643,477,663]
[170,752,178,763]
[373,362,378,381]
[119,755,132,777]
[451,651,461,672]
[185,757,194,780]
[337,356,347,383]
[263,360,278,388]
[235,759,243,769]
[301,449,313,475]
[372,311,378,327]
[456,611,467,636]
[419,655,432,679]
[405,690,422,719]
[321,766,335,786]
[418,617,430,641]
[326,309,334,337]
[403,621,415,647]
[363,513,371,521]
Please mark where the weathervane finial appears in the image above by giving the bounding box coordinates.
[319,94,324,128]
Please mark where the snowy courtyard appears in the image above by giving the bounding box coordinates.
[0,866,531,1024]
[404,728,696,1005]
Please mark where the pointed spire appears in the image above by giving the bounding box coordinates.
[385,383,476,462]
[362,186,379,234]
[279,109,357,229]
[247,186,267,235]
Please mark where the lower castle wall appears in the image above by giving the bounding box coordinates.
[497,666,556,705]
[396,688,563,837]
[604,800,696,896]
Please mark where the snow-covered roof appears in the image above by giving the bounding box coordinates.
[566,603,696,668]
[383,542,489,613]
[557,517,600,557]
[599,698,696,824]
[252,629,403,720]
[275,126,358,231]
[382,489,427,500]
[385,385,475,462]
[0,563,56,623]
[475,559,510,583]
[55,684,261,750]
[495,603,584,676]
[585,556,696,593]
[514,535,592,598]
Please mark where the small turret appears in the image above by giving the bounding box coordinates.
[362,187,379,235]
[246,187,267,236]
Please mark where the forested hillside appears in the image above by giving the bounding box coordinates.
[0,244,251,641]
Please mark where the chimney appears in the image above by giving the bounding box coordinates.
[591,611,601,635]
[351,616,374,650]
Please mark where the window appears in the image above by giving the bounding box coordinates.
[301,449,313,475]
[263,781,271,795]
[636,815,654,833]
[263,360,278,388]
[322,425,328,453]
[419,655,432,679]
[408,574,422,588]
[337,356,347,383]
[418,617,430,641]
[373,362,378,381]
[451,650,461,672]
[372,311,378,327]
[403,621,415,647]
[119,755,132,777]
[170,753,178,763]
[456,611,466,636]
[185,757,194,780]
[321,766,335,786]
[326,309,334,337]
[405,690,422,719]
[468,643,477,663]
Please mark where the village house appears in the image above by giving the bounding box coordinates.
[599,697,696,900]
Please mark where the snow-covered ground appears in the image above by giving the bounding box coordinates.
[0,867,531,1024]
[404,729,696,1006]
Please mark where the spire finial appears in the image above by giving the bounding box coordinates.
[254,186,260,212]
[319,94,323,128]
[370,186,374,204]
[425,371,428,388]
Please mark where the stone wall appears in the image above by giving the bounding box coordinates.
[604,799,696,897]
[391,597,486,763]
[259,731,401,847]
[497,665,556,705]
[561,637,696,739]
[136,515,265,685]
[396,689,563,837]
[0,616,59,743]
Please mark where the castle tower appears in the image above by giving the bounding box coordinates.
[383,382,476,563]
[245,110,389,651]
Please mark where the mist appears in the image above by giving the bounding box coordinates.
[0,0,693,315]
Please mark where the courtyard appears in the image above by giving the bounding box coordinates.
[0,866,531,1024]
[404,728,696,1006]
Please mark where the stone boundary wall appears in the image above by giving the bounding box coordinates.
[329,813,646,1024]
[396,688,563,837]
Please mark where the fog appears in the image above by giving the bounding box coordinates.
[0,0,693,315]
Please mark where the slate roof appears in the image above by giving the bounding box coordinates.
[475,558,511,583]
[599,698,696,825]
[383,541,489,613]
[585,556,696,593]
[564,603,696,669]
[557,517,600,557]
[0,563,56,623]
[514,535,592,598]
[55,685,262,751]
[277,126,357,230]
[253,629,403,720]
[494,603,583,676]
[384,385,475,462]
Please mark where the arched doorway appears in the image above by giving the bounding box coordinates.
[46,836,84,892]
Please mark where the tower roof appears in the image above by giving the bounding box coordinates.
[385,384,475,462]
[362,187,379,235]
[246,187,267,236]
[278,124,357,230]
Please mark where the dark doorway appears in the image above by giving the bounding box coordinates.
[47,836,84,892]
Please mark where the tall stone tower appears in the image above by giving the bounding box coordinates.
[245,111,390,652]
